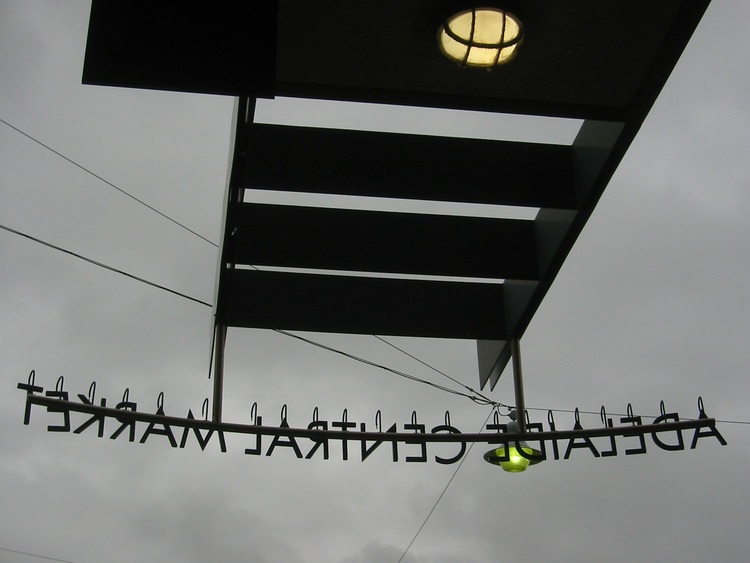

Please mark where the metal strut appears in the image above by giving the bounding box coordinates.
[510,338,526,433]
[211,96,257,423]
[212,323,227,423]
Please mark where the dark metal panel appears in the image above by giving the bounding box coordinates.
[233,203,539,280]
[81,1,709,119]
[226,270,506,339]
[478,121,625,389]
[82,0,277,96]
[477,339,509,390]
[475,0,713,386]
[275,0,706,119]
[248,125,577,209]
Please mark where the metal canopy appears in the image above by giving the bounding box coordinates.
[83,0,710,391]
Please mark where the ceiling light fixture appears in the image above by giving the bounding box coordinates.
[483,411,543,472]
[438,7,523,68]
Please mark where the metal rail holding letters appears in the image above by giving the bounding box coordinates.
[18,372,726,465]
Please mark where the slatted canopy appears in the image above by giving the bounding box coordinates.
[83,0,711,390]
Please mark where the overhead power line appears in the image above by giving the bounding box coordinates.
[274,329,498,406]
[0,546,77,563]
[373,334,497,406]
[0,117,218,247]
[371,337,750,427]
[5,218,749,427]
[0,222,212,308]
[397,408,495,563]
[0,220,502,405]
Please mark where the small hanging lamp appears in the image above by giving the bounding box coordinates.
[438,7,523,68]
[484,412,543,472]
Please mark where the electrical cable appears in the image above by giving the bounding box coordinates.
[397,407,496,563]
[0,223,212,308]
[0,117,217,248]
[373,334,503,409]
[6,223,749,426]
[271,331,750,426]
[0,222,494,404]
[712,418,750,426]
[373,334,458,382]
[371,336,747,425]
[395,399,743,561]
[0,546,76,563]
[274,329,496,405]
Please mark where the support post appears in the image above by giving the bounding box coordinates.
[210,96,256,424]
[510,338,526,433]
[212,323,227,423]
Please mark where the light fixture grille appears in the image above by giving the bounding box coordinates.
[438,8,523,68]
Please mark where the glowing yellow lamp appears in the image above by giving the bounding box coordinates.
[483,418,543,472]
[438,8,523,68]
[484,444,539,472]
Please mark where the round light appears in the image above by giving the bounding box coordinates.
[483,415,543,473]
[438,8,523,68]
[484,444,540,472]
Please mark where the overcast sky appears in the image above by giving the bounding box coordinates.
[1,2,749,562]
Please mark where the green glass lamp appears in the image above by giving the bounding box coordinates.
[483,415,543,472]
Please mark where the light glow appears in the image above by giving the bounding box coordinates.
[438,8,523,68]
[498,445,533,472]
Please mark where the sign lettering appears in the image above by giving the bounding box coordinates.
[17,375,727,465]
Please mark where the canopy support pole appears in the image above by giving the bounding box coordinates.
[510,338,526,433]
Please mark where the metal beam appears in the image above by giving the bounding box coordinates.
[247,124,577,209]
[226,269,506,339]
[234,203,539,280]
